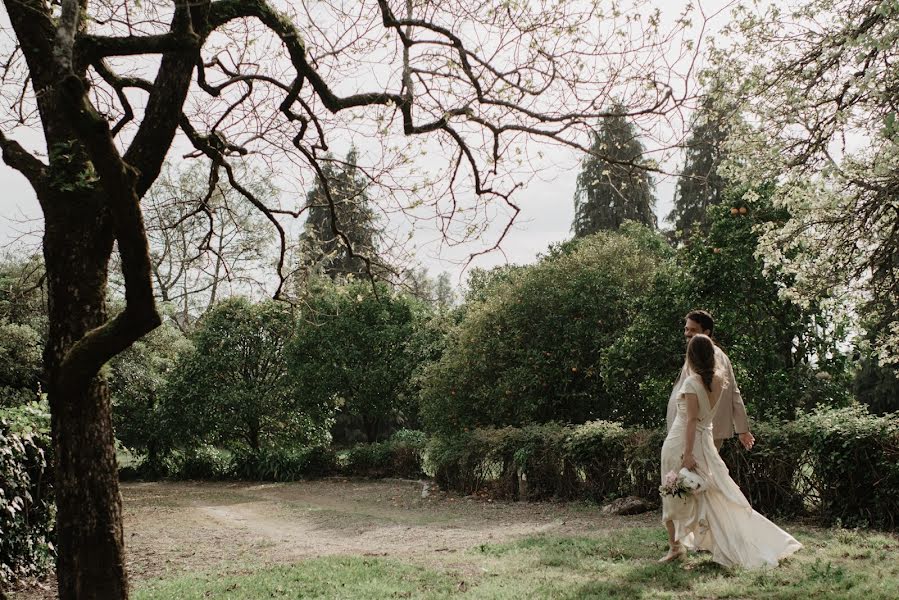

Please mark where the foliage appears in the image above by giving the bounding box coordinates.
[429,405,899,528]
[719,420,811,518]
[230,446,338,481]
[297,149,386,283]
[573,108,657,235]
[668,89,733,237]
[0,412,54,586]
[289,280,427,442]
[795,404,899,528]
[718,0,899,365]
[342,430,427,479]
[167,445,234,481]
[108,322,192,464]
[680,196,851,420]
[853,355,899,415]
[160,298,326,453]
[420,224,667,433]
[0,400,51,438]
[599,262,691,428]
[0,253,47,410]
[0,252,47,336]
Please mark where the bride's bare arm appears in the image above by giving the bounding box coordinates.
[682,393,699,470]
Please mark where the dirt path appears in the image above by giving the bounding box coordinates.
[8,478,658,597]
[122,478,656,579]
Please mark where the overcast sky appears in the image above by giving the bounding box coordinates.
[0,0,744,289]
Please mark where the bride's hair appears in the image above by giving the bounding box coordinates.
[687,334,716,392]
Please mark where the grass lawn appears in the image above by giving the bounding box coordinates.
[134,525,899,599]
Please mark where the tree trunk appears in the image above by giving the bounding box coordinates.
[43,192,129,599]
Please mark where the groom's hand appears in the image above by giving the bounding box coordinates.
[738,431,755,451]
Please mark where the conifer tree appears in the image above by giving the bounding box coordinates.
[573,110,657,236]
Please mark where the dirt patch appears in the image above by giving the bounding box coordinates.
[7,478,658,598]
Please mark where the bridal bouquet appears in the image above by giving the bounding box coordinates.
[659,469,706,498]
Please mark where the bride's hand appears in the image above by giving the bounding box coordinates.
[681,454,697,470]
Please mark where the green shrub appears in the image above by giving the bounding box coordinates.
[0,400,50,437]
[288,281,428,443]
[343,442,394,477]
[796,404,899,528]
[173,446,233,480]
[426,407,899,531]
[720,420,808,518]
[427,430,502,495]
[420,225,668,434]
[565,420,630,500]
[231,446,338,481]
[343,430,428,479]
[502,424,575,500]
[160,298,329,453]
[0,415,55,586]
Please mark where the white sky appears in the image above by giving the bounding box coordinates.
[0,0,745,289]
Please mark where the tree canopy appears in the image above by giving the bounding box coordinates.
[573,109,657,235]
[717,0,899,367]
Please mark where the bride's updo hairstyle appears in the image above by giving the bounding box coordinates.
[687,334,716,392]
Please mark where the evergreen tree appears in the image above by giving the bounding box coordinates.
[668,94,732,236]
[298,149,383,280]
[573,110,657,235]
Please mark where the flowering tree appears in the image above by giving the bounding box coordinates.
[0,0,702,596]
[716,0,899,366]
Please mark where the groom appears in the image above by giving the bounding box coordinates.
[666,310,755,452]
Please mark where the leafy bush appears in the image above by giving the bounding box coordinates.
[426,430,504,495]
[720,420,809,517]
[565,420,630,500]
[343,431,427,479]
[161,298,329,452]
[0,400,51,437]
[796,405,899,528]
[501,424,575,500]
[230,446,338,481]
[0,409,54,586]
[420,224,668,434]
[0,322,43,401]
[108,322,191,464]
[289,280,428,443]
[170,445,233,480]
[427,406,899,529]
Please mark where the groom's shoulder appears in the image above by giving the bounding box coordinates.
[713,344,732,363]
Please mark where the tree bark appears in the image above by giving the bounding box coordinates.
[42,190,129,599]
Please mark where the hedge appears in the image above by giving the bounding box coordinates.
[121,431,429,482]
[427,405,899,528]
[342,430,427,479]
[1,414,55,586]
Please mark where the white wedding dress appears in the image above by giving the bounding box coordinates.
[660,374,802,568]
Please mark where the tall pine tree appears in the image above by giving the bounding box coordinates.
[668,93,733,237]
[298,149,384,280]
[573,109,656,236]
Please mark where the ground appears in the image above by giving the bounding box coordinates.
[121,479,655,580]
[7,478,899,599]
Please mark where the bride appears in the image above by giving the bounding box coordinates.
[659,334,802,568]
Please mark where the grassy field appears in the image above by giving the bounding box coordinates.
[133,525,899,599]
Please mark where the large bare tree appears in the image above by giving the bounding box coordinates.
[0,0,703,597]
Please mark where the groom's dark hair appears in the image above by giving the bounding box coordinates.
[685,309,714,335]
